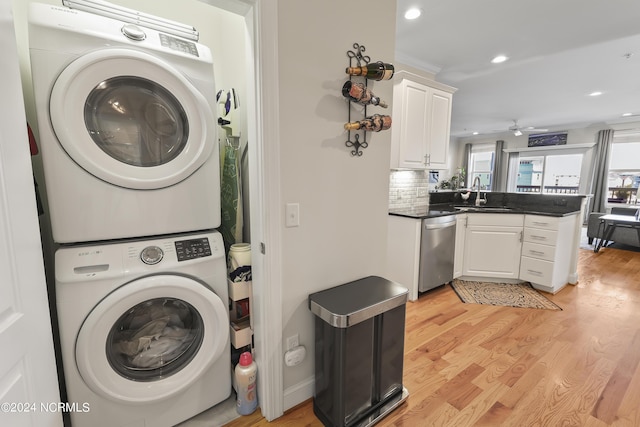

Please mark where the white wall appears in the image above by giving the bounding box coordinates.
[276,0,397,394]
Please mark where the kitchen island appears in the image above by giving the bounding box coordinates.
[387,192,587,300]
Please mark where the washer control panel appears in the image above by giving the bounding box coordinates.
[175,237,212,262]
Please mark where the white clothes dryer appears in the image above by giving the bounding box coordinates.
[28,3,221,243]
[55,231,231,427]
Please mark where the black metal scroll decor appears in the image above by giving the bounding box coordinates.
[345,43,370,156]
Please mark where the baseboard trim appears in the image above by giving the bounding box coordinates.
[283,376,314,411]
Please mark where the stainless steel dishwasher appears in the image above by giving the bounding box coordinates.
[418,215,456,292]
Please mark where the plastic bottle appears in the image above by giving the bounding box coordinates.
[235,351,258,415]
[228,243,251,275]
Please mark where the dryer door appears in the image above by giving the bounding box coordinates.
[75,274,228,403]
[49,48,215,190]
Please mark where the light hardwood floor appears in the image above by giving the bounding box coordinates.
[225,247,640,426]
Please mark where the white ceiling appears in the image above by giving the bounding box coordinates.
[395,0,640,138]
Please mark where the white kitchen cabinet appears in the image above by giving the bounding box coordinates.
[462,213,524,280]
[453,213,467,278]
[387,215,422,301]
[520,214,578,294]
[390,71,456,170]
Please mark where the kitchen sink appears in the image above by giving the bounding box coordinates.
[454,206,515,213]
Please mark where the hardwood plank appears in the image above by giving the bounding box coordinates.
[593,329,640,423]
[223,247,640,427]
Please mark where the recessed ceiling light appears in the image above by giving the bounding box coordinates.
[589,91,603,97]
[491,55,508,64]
[472,131,479,135]
[404,8,422,20]
[622,112,633,117]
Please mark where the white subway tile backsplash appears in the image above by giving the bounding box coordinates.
[389,170,430,209]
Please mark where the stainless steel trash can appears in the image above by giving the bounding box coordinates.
[308,276,409,427]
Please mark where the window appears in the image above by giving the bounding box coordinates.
[468,144,495,190]
[508,151,585,194]
[607,140,640,205]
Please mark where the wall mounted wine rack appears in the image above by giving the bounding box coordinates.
[345,43,370,156]
[343,43,392,156]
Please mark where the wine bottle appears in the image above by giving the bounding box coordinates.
[342,81,388,108]
[345,62,394,81]
[344,114,392,132]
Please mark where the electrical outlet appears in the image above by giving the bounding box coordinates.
[285,203,300,227]
[417,187,428,197]
[398,189,413,199]
[286,334,299,350]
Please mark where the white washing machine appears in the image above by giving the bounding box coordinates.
[55,231,231,427]
[28,2,221,243]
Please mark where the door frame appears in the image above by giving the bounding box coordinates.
[203,0,284,420]
[246,1,284,420]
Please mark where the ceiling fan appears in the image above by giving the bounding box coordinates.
[508,119,548,136]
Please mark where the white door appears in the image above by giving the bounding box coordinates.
[397,79,429,169]
[463,225,523,279]
[0,1,62,426]
[426,88,452,169]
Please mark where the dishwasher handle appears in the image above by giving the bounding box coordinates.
[423,217,457,230]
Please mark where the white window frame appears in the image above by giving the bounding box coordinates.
[468,143,495,190]
[607,136,640,207]
[505,145,591,195]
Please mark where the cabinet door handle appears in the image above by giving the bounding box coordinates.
[529,250,545,256]
[527,269,544,276]
[531,235,547,241]
[532,221,549,227]
[519,231,523,242]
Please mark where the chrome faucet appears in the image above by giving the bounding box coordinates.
[473,176,487,206]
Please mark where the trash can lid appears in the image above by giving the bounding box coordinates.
[308,276,408,328]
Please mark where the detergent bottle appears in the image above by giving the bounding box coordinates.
[235,351,258,415]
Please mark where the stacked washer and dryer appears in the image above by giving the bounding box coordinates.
[28,2,231,426]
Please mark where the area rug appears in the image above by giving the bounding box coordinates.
[450,279,562,310]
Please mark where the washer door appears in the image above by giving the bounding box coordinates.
[75,275,228,403]
[49,48,214,190]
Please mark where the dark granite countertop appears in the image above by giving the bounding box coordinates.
[389,192,586,219]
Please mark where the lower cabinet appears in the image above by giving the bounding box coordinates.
[462,213,524,279]
[453,214,466,278]
[388,211,580,299]
[387,215,422,301]
[519,214,576,293]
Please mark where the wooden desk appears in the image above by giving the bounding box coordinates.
[594,213,640,252]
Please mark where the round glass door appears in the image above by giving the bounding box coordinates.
[75,275,228,403]
[106,297,203,381]
[50,48,215,190]
[84,76,189,168]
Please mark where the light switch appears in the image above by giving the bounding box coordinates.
[285,203,300,227]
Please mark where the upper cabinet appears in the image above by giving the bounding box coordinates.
[390,71,456,170]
